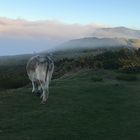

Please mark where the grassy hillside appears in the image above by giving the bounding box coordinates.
[0,69,140,140]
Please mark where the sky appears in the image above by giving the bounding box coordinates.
[0,0,139,55]
[0,0,139,28]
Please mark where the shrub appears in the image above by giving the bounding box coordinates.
[0,64,30,89]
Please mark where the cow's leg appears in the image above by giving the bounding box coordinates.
[41,86,49,102]
[34,82,42,96]
[49,64,54,82]
[44,65,54,99]
[41,87,47,104]
[32,80,39,95]
[39,81,47,104]
[38,82,43,99]
[42,89,47,103]
[45,71,50,100]
[32,81,36,93]
[39,70,50,103]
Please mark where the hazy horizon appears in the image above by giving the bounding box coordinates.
[0,0,140,56]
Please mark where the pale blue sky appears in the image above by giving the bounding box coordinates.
[0,0,139,28]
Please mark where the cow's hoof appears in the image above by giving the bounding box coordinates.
[32,91,36,94]
[40,101,46,104]
[40,98,47,104]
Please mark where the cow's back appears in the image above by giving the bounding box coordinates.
[26,55,54,82]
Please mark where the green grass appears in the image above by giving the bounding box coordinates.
[116,73,138,81]
[0,70,140,140]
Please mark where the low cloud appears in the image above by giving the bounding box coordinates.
[0,17,107,40]
[0,17,109,55]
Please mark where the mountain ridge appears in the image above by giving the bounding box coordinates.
[54,37,139,51]
[92,26,140,39]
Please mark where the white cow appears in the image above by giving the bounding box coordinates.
[26,55,54,103]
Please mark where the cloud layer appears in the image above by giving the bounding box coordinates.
[0,17,106,40]
[0,17,109,55]
[0,17,140,56]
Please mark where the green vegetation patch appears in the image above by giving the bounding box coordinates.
[91,76,103,82]
[116,74,138,81]
[0,70,140,139]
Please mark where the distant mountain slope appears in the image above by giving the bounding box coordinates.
[92,27,140,39]
[56,37,138,51]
